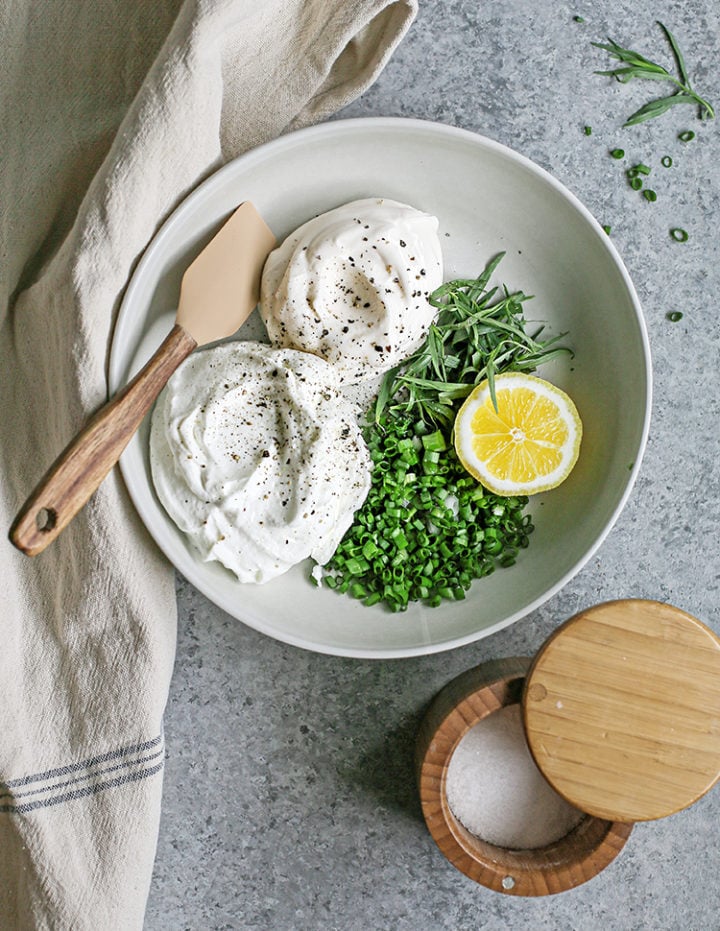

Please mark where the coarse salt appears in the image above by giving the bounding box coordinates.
[445,703,584,849]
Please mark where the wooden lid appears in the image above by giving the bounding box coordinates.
[523,599,720,822]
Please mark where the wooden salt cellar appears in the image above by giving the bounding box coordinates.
[416,599,720,896]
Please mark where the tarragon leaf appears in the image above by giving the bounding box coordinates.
[591,39,669,74]
[659,21,690,86]
[374,364,401,422]
[624,93,699,127]
[593,24,714,125]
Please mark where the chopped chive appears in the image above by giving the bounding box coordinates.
[630,177,643,191]
[610,148,625,159]
[667,311,684,322]
[362,540,380,559]
[643,189,657,202]
[584,125,592,135]
[574,15,586,23]
[678,130,695,142]
[670,228,689,242]
[602,224,611,235]
[661,155,673,168]
[421,430,447,452]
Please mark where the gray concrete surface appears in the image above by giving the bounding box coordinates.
[144,2,720,928]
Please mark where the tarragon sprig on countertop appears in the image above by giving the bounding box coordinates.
[374,253,572,427]
[593,22,715,126]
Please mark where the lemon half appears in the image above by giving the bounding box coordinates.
[454,373,582,496]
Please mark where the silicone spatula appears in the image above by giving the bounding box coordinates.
[10,201,276,556]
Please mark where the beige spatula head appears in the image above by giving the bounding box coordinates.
[177,202,276,345]
[10,201,276,556]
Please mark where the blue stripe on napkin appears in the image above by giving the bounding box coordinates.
[0,734,165,813]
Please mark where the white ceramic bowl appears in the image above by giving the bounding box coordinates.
[109,118,651,659]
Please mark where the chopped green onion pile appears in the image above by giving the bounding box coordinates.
[318,418,531,612]
[315,255,572,612]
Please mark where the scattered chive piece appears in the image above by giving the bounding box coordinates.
[584,125,593,135]
[661,155,673,167]
[678,130,696,141]
[574,15,586,23]
[602,224,612,235]
[643,189,657,201]
[667,311,684,321]
[610,148,625,159]
[630,177,643,190]
[670,227,689,241]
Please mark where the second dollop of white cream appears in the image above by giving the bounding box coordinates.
[259,197,443,383]
[150,341,372,583]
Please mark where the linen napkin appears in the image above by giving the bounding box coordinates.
[0,0,417,927]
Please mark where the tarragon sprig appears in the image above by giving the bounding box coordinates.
[593,22,714,126]
[374,253,572,427]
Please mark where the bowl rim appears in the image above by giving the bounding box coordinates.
[110,116,653,659]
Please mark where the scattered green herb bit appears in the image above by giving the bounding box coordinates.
[592,22,715,126]
[610,148,625,159]
[661,155,673,167]
[667,310,684,321]
[643,189,657,201]
[678,129,696,141]
[670,227,689,241]
[602,224,612,235]
[626,164,652,189]
[574,15,586,23]
[584,125,593,135]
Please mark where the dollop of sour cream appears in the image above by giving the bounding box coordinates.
[150,341,372,583]
[259,197,443,384]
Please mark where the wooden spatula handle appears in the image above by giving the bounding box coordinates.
[10,324,197,556]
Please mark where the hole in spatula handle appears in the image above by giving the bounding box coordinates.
[36,508,58,532]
